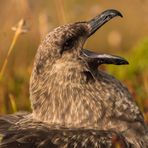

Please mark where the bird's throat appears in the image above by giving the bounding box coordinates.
[30,61,101,128]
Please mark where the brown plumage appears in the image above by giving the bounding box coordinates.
[0,112,131,148]
[0,9,147,148]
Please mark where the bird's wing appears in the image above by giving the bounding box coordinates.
[0,112,29,135]
[95,71,145,124]
[0,113,132,148]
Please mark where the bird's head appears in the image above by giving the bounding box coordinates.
[33,9,128,76]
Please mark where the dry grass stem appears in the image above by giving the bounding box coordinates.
[9,94,17,112]
[0,19,28,80]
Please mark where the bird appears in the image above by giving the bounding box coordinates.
[0,9,148,148]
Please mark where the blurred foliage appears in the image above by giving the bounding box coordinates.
[108,38,148,80]
[0,0,148,124]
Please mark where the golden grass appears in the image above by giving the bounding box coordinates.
[9,94,17,113]
[0,19,28,80]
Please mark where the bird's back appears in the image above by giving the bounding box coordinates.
[0,112,132,148]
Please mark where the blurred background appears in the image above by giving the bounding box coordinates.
[0,0,148,123]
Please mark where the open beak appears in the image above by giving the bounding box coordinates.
[82,9,128,66]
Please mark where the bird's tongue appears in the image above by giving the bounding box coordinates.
[82,49,129,65]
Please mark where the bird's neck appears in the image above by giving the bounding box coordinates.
[30,59,99,128]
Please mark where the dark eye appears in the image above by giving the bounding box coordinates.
[63,37,75,51]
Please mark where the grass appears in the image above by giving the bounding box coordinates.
[0,19,28,80]
[0,19,29,113]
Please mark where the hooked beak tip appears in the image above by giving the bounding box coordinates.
[88,9,123,36]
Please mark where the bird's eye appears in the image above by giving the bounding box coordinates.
[63,37,75,51]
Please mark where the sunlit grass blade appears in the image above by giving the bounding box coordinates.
[0,19,28,80]
[9,94,17,113]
